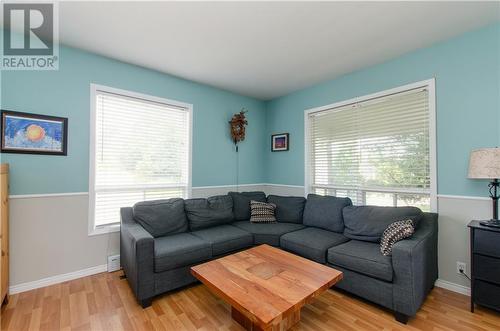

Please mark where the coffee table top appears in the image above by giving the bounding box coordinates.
[191,244,343,328]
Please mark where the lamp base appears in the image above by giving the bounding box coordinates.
[479,219,500,228]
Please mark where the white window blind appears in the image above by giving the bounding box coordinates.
[91,87,191,229]
[306,87,432,211]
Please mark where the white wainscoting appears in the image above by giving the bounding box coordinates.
[8,194,119,292]
[9,184,487,296]
[435,194,490,292]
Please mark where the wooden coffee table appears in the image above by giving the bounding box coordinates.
[191,244,343,331]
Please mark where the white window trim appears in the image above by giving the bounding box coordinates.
[88,84,193,236]
[304,78,437,212]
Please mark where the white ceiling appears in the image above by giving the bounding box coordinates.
[56,2,500,99]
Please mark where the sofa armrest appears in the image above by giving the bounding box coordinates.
[391,212,439,316]
[120,207,155,302]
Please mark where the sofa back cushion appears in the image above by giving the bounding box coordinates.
[303,194,352,233]
[229,191,267,221]
[133,198,188,238]
[343,205,423,242]
[185,195,234,231]
[267,195,306,224]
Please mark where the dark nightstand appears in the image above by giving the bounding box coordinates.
[468,220,500,313]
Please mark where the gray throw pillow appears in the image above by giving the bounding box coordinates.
[267,195,306,224]
[229,191,267,221]
[303,194,352,233]
[380,219,415,256]
[250,200,277,223]
[343,205,422,242]
[133,198,188,238]
[184,195,234,231]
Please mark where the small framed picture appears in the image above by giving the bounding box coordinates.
[1,110,68,155]
[271,133,289,152]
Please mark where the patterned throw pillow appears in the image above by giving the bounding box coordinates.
[250,200,277,223]
[380,219,415,256]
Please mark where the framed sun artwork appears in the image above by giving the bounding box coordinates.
[1,110,68,155]
[271,133,289,152]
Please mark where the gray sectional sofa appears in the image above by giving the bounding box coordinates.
[120,192,438,324]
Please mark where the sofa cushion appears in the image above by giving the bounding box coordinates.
[267,195,306,224]
[343,205,423,242]
[133,198,188,238]
[280,227,349,263]
[232,221,305,246]
[380,219,415,256]
[229,191,267,221]
[250,201,277,223]
[327,240,393,282]
[191,225,253,256]
[154,233,211,272]
[303,194,352,233]
[185,195,234,231]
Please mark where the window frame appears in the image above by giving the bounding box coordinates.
[304,79,437,212]
[88,84,193,236]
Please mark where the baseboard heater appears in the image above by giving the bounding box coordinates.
[107,254,120,272]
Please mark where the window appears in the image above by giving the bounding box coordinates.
[89,85,192,234]
[305,80,436,212]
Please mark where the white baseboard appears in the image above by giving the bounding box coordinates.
[9,264,107,294]
[435,279,471,296]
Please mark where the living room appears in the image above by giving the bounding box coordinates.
[0,1,499,330]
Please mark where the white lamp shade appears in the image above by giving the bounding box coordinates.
[468,148,500,179]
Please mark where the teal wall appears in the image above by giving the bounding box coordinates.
[2,23,499,197]
[266,23,500,197]
[1,46,267,195]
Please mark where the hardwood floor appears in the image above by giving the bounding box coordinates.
[1,271,499,331]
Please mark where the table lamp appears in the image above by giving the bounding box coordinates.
[468,147,500,227]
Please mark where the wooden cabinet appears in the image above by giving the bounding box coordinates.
[469,220,500,313]
[1,164,8,306]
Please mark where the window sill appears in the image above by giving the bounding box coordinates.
[89,224,120,236]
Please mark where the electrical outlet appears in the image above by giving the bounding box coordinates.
[456,261,467,275]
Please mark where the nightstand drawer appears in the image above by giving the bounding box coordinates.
[474,280,500,311]
[474,254,500,284]
[474,230,500,258]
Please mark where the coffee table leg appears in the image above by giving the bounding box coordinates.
[278,309,300,330]
[231,307,255,330]
[231,307,300,331]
